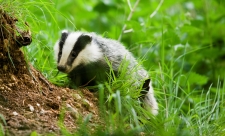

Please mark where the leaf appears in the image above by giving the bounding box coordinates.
[0,124,5,136]
[0,114,6,125]
[30,131,38,136]
[93,1,116,13]
[187,72,209,86]
[180,25,203,35]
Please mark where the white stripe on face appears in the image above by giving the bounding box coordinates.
[58,32,82,67]
[70,42,103,71]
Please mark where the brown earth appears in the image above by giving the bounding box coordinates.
[0,10,99,136]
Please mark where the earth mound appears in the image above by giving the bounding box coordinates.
[0,9,99,136]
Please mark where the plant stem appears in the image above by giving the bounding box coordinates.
[118,0,140,41]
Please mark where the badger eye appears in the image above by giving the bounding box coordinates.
[71,51,76,57]
[58,51,62,58]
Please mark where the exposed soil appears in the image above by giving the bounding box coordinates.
[0,10,99,136]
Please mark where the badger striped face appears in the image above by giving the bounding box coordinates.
[54,30,102,73]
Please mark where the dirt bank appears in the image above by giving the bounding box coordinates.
[0,9,99,136]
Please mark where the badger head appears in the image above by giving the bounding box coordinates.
[54,30,102,73]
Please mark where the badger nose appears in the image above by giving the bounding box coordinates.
[57,65,66,72]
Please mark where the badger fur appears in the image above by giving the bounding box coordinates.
[54,30,158,115]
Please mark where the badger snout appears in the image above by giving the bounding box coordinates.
[57,65,67,72]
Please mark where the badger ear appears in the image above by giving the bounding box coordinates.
[141,79,151,94]
[78,34,92,46]
[61,30,69,37]
[61,29,69,34]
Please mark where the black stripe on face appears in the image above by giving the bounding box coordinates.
[67,34,92,66]
[58,31,69,63]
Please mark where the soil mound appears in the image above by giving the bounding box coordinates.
[0,10,99,136]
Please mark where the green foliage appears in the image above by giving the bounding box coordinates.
[3,0,225,135]
[0,114,6,136]
[0,125,4,136]
[30,131,38,136]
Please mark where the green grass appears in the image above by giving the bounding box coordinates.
[1,0,225,135]
[0,114,6,136]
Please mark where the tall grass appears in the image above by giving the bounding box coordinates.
[0,114,6,136]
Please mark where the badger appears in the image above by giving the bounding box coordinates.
[54,30,158,115]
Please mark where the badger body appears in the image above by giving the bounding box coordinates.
[54,30,158,115]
